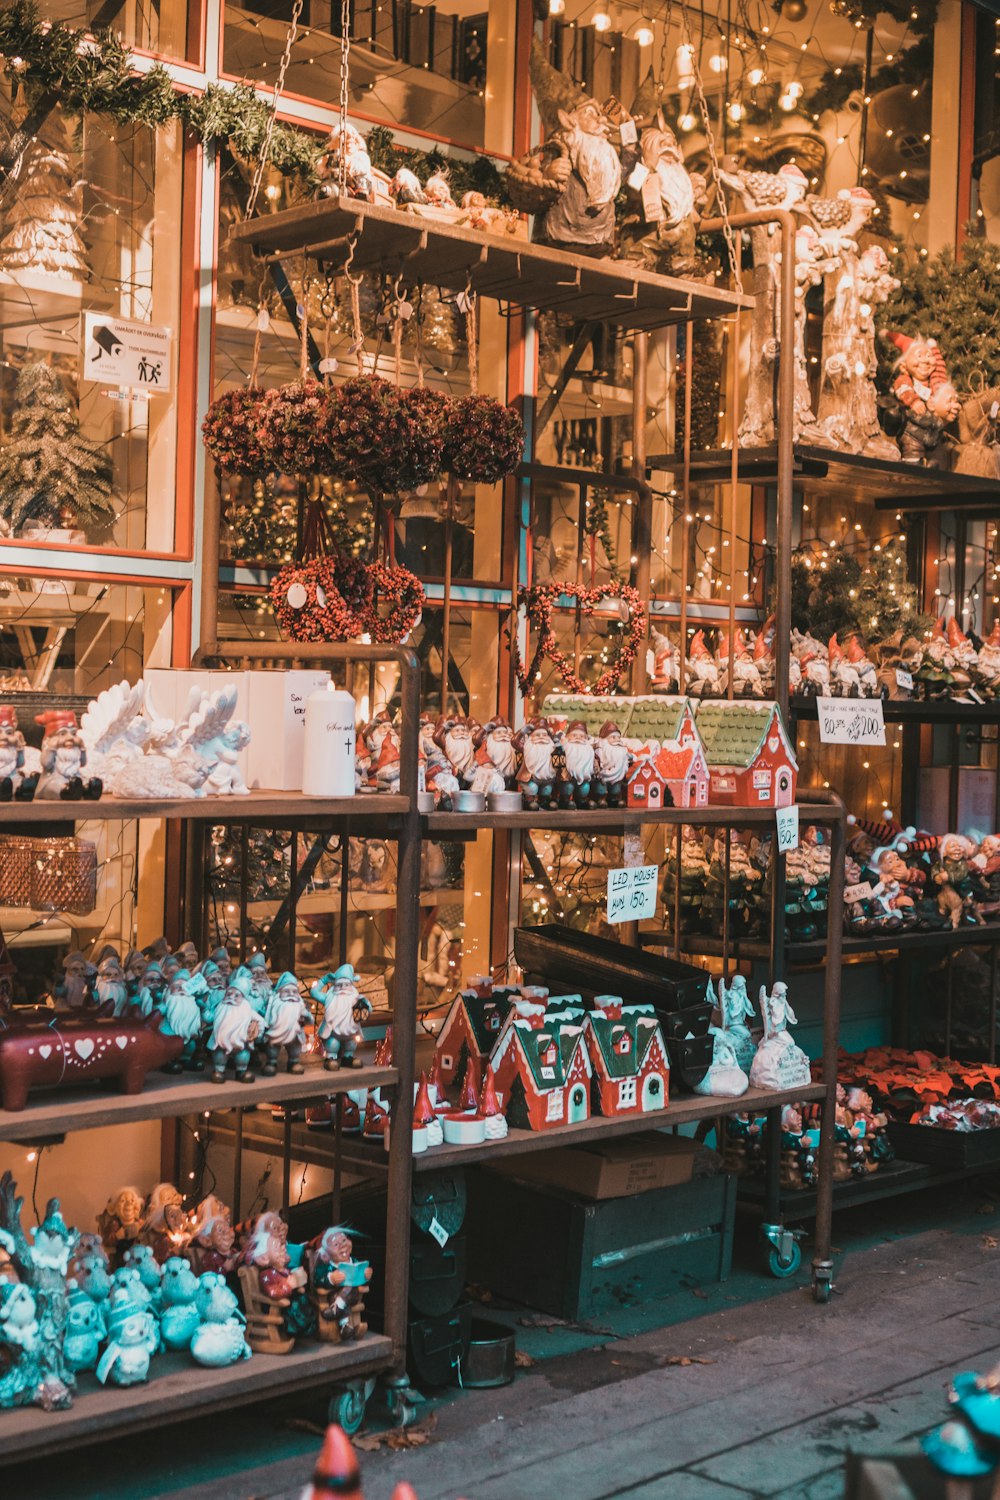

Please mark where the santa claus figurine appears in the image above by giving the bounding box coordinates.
[516,718,558,810]
[434,716,479,789]
[561,720,597,809]
[595,720,631,808]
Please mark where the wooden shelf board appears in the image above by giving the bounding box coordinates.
[425,800,839,834]
[736,1154,997,1219]
[0,791,409,826]
[792,695,1000,725]
[648,443,1000,508]
[278,1083,827,1176]
[0,1335,394,1464]
[228,196,751,331]
[0,1059,397,1144]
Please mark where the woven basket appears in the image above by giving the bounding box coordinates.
[29,837,98,916]
[0,836,34,908]
[504,153,566,216]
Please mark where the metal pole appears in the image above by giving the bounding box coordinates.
[632,331,652,694]
[679,323,694,683]
[813,795,845,1297]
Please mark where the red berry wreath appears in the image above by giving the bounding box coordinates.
[511,580,647,697]
[360,560,426,643]
[255,380,336,475]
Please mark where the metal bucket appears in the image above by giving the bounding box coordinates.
[461,1318,517,1388]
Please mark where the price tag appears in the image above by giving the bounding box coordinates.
[607,864,658,924]
[620,117,638,146]
[775,804,799,853]
[844,881,874,904]
[641,175,664,222]
[428,1216,449,1248]
[319,356,339,374]
[645,647,656,676]
[816,697,886,746]
[628,163,650,191]
[895,669,913,691]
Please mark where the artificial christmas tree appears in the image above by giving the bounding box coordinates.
[0,142,88,281]
[0,362,115,537]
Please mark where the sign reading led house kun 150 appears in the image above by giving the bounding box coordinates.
[82,313,173,392]
[607,864,659,924]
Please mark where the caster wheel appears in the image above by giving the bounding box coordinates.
[767,1241,802,1279]
[386,1388,417,1428]
[329,1384,366,1435]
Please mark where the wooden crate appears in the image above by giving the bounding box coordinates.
[466,1166,735,1320]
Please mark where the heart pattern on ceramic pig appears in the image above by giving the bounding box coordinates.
[74,1039,95,1060]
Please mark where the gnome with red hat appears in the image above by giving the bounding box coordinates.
[0,703,32,801]
[595,719,631,808]
[885,331,960,463]
[34,710,101,801]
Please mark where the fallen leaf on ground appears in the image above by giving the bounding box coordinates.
[690,1288,709,1299]
[976,1202,996,1216]
[517,1313,567,1328]
[982,1235,998,1250]
[355,1416,438,1453]
[282,1417,327,1437]
[514,1350,537,1369]
[660,1355,716,1367]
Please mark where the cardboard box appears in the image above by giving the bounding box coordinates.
[245,669,331,790]
[493,1132,699,1201]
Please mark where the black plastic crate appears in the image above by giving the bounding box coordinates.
[887,1122,1000,1169]
[514,924,711,1013]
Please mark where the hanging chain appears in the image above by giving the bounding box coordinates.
[338,0,353,197]
[246,0,305,220]
[684,25,743,296]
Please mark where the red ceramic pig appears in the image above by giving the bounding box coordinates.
[0,1010,183,1111]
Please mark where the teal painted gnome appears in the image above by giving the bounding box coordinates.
[311,964,371,1070]
[160,968,208,1072]
[108,1275,159,1356]
[263,971,311,1076]
[190,1272,251,1367]
[208,968,260,1084]
[63,1284,105,1373]
[122,1243,164,1312]
[159,1256,201,1351]
[0,1176,79,1408]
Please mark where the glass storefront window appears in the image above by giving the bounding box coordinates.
[38,0,195,64]
[0,100,187,552]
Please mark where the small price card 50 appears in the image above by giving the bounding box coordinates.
[607,864,659,924]
[816,696,886,746]
[775,804,799,853]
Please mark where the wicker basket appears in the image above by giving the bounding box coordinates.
[0,836,35,908]
[29,837,98,916]
[504,152,566,216]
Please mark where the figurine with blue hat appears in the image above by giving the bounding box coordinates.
[263,971,312,1077]
[208,967,261,1084]
[159,969,207,1073]
[311,964,372,1071]
[247,951,273,1017]
[63,1283,105,1373]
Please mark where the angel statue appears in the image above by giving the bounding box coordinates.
[80,680,250,799]
[715,974,756,1073]
[749,981,811,1090]
[720,162,810,447]
[800,187,900,458]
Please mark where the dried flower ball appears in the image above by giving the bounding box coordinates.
[443,394,524,484]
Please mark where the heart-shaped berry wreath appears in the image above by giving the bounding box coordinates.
[271,554,424,644]
[512,580,647,697]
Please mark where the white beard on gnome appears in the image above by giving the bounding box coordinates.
[566,109,622,209]
[210,995,257,1053]
[485,729,517,780]
[445,726,477,782]
[597,736,630,784]
[522,732,555,783]
[564,734,595,784]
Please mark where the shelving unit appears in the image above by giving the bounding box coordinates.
[227,197,752,331]
[0,643,423,1458]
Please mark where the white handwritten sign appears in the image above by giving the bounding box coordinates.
[607,864,659,924]
[895,669,913,692]
[82,312,173,392]
[816,696,886,747]
[775,804,799,853]
[844,881,875,904]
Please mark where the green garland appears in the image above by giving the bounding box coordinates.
[0,1,506,204]
[880,230,1000,392]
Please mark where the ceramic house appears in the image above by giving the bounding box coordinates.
[694,700,798,808]
[585,1002,670,1116]
[490,1008,592,1131]
[626,757,671,810]
[435,988,520,1089]
[629,698,711,809]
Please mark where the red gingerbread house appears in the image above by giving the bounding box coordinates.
[585,1002,670,1116]
[490,1008,591,1131]
[694,700,798,809]
[626,758,671,811]
[435,988,520,1089]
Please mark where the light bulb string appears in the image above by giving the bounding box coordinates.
[682,15,742,295]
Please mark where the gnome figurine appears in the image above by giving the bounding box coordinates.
[0,705,32,801]
[208,969,260,1083]
[263,972,312,1076]
[34,711,102,801]
[311,965,372,1070]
